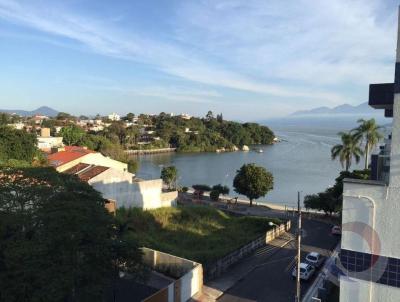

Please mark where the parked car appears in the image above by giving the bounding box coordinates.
[292,263,315,281]
[331,225,341,235]
[305,252,324,268]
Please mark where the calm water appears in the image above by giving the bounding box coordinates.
[135,127,361,207]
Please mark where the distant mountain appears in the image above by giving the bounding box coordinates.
[260,101,389,132]
[291,102,375,116]
[0,106,59,117]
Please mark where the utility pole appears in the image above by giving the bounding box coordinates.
[295,191,302,302]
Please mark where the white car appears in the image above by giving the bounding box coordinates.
[292,263,315,281]
[305,252,324,268]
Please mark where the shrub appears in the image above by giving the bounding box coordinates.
[212,184,230,195]
[210,190,220,201]
[192,184,212,191]
[181,186,189,193]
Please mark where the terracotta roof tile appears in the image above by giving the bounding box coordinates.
[47,146,94,167]
[77,166,109,182]
[63,163,90,175]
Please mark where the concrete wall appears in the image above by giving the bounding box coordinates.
[37,136,63,151]
[204,220,291,280]
[342,180,400,259]
[89,171,177,209]
[142,248,203,302]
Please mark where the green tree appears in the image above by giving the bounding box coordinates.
[205,110,214,121]
[353,118,383,169]
[304,169,370,215]
[331,132,363,172]
[210,190,220,201]
[56,112,75,121]
[0,167,145,302]
[212,184,230,195]
[0,126,38,164]
[60,125,86,146]
[160,166,178,190]
[0,113,11,125]
[233,164,273,206]
[106,122,127,145]
[127,159,139,174]
[124,112,135,121]
[192,184,212,191]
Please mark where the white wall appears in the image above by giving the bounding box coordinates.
[342,181,400,258]
[89,171,177,209]
[340,277,400,302]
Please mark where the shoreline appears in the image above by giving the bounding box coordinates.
[185,190,319,213]
[126,142,276,156]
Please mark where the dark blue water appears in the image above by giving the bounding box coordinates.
[135,127,362,207]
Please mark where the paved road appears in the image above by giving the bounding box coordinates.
[218,219,339,302]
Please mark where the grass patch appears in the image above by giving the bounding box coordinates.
[116,205,281,264]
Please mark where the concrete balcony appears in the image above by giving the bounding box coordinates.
[369,83,394,110]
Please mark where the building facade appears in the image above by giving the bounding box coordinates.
[47,146,177,209]
[339,8,400,302]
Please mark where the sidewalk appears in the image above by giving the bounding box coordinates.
[192,232,295,301]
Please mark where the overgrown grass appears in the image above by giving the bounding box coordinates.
[116,205,281,264]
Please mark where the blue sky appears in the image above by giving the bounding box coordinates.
[0,0,398,120]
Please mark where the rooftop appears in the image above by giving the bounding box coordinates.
[64,163,110,182]
[47,146,95,167]
[78,166,109,182]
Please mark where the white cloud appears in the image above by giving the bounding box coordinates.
[0,0,397,116]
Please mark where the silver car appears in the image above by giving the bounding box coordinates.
[305,252,324,268]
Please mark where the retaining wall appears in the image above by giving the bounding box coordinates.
[204,220,291,280]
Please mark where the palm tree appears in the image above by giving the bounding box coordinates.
[353,119,383,169]
[331,132,363,171]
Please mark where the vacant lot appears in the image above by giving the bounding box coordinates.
[117,205,281,263]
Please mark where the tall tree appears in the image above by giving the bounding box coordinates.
[160,166,178,190]
[0,126,38,164]
[205,111,214,121]
[124,112,135,121]
[233,164,273,206]
[0,167,145,302]
[331,132,363,171]
[60,125,86,146]
[353,118,383,169]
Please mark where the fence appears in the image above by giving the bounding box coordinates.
[204,220,291,280]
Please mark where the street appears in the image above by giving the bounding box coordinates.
[217,219,339,302]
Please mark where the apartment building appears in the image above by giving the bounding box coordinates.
[339,8,400,302]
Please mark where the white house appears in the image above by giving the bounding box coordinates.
[340,8,400,302]
[108,113,121,121]
[47,146,177,209]
[37,128,64,152]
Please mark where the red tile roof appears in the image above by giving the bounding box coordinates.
[63,163,90,175]
[47,146,95,167]
[77,166,109,182]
